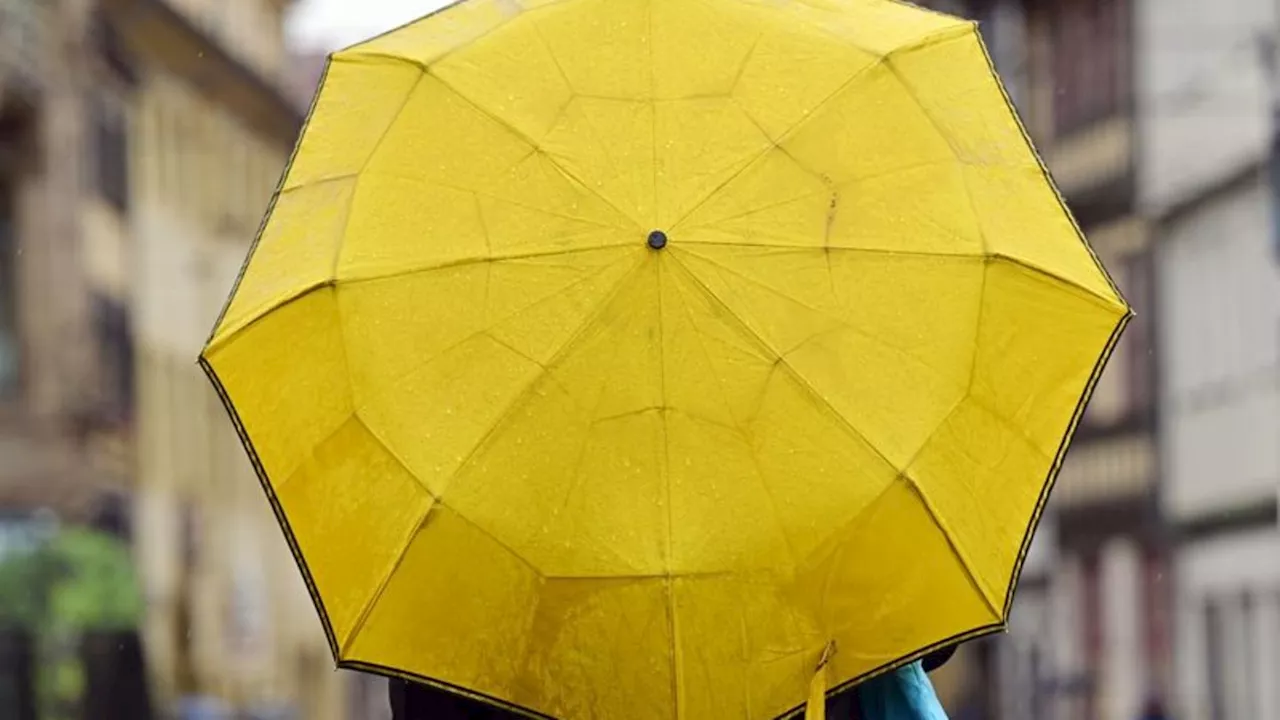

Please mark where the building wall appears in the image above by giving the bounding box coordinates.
[1173,529,1280,720]
[1136,0,1276,212]
[1158,174,1280,519]
[127,4,350,716]
[1158,168,1280,720]
[163,0,287,85]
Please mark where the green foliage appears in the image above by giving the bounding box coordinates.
[45,528,143,632]
[0,526,143,633]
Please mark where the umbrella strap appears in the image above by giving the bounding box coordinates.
[805,641,836,720]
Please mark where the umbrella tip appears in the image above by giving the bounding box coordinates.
[647,230,668,250]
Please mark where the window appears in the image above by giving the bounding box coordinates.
[1269,125,1280,263]
[1117,250,1153,414]
[140,96,161,204]
[1206,598,1227,720]
[1050,0,1131,135]
[229,134,250,233]
[1205,593,1264,720]
[0,184,17,399]
[92,292,134,422]
[91,10,136,85]
[92,94,130,212]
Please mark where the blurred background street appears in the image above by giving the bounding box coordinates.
[0,0,1276,718]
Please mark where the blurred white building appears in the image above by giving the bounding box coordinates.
[1140,0,1280,715]
[920,3,1171,719]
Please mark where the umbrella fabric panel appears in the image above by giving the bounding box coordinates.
[200,0,1132,717]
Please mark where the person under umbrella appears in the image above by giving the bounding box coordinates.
[387,646,957,720]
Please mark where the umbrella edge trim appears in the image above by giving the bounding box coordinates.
[197,355,343,663]
[341,660,558,720]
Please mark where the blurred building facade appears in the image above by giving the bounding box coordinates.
[1022,2,1170,718]
[0,0,133,529]
[3,0,369,717]
[95,0,354,717]
[923,1,1170,719]
[1139,0,1280,716]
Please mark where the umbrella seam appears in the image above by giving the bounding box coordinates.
[357,71,427,178]
[971,27,1128,304]
[889,26,1128,310]
[654,242,685,719]
[339,241,636,285]
[196,356,343,661]
[673,246,977,403]
[647,0,659,228]
[280,169,630,230]
[678,156,965,233]
[673,240,977,260]
[704,195,983,256]
[332,176,361,279]
[426,67,647,228]
[964,263,989,393]
[269,412,364,496]
[816,478,900,637]
[205,55,333,349]
[666,276,804,570]
[522,291,647,556]
[898,472,1003,622]
[337,496,549,660]
[337,482,438,660]
[671,244,1128,320]
[665,256,904,488]
[277,172,363,195]
[204,245,636,355]
[989,253,1128,312]
[670,24,974,233]
[335,0,573,59]
[341,252,639,437]
[206,176,359,353]
[345,51,646,230]
[373,169,631,229]
[998,310,1132,620]
[432,255,647,505]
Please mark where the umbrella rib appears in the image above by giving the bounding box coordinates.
[338,494,546,660]
[898,471,1003,622]
[283,169,630,231]
[338,242,637,286]
[666,273,803,570]
[423,68,646,229]
[675,246,977,396]
[357,71,428,179]
[429,174,630,230]
[676,158,956,231]
[675,250,1066,617]
[989,254,1128,311]
[527,357,619,556]
[669,26,974,233]
[206,245,635,355]
[341,251,640,435]
[673,248,1122,316]
[816,478,899,633]
[655,260,673,570]
[679,239,979,259]
[665,256,902,481]
[437,256,647,504]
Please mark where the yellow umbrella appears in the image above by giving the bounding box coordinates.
[200,0,1130,717]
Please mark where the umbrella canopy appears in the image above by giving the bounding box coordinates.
[199,0,1130,717]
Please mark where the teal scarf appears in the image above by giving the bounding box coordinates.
[856,662,950,720]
